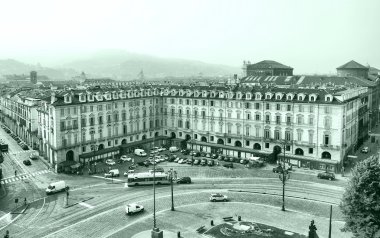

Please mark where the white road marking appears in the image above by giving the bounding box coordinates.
[124,183,128,188]
[25,197,46,226]
[78,202,94,209]
[91,175,124,182]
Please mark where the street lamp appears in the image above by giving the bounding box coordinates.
[279,142,290,211]
[168,168,176,211]
[151,152,163,238]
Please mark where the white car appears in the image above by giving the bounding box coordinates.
[105,159,116,166]
[125,203,144,215]
[209,193,228,202]
[158,147,166,152]
[178,159,184,164]
[123,170,135,176]
[120,155,132,162]
[361,147,370,153]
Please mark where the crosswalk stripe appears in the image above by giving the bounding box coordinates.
[78,202,94,209]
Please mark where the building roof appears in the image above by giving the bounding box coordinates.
[240,75,376,88]
[337,60,368,70]
[247,60,293,70]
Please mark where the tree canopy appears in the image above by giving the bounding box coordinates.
[340,155,380,238]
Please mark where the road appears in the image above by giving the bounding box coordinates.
[0,176,348,238]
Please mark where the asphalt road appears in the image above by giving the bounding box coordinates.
[0,177,347,238]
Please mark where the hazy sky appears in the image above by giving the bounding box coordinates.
[1,0,379,74]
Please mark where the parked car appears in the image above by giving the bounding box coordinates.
[206,153,211,158]
[120,155,132,162]
[193,159,200,165]
[317,171,335,180]
[240,159,248,164]
[200,159,207,166]
[105,159,116,166]
[30,154,39,160]
[224,157,230,162]
[158,147,166,152]
[229,157,235,162]
[200,152,206,157]
[209,193,228,202]
[177,177,192,184]
[174,157,180,163]
[218,155,224,161]
[190,151,197,156]
[223,163,233,168]
[194,152,201,157]
[21,145,29,150]
[149,167,164,173]
[208,160,215,166]
[125,203,144,215]
[23,159,32,166]
[178,158,185,164]
[211,154,218,159]
[361,147,370,153]
[187,158,194,164]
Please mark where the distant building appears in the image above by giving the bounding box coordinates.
[30,71,37,84]
[337,60,369,78]
[243,60,293,77]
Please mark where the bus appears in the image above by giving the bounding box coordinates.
[127,172,170,187]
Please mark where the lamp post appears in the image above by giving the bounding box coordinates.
[168,168,176,211]
[151,153,163,238]
[279,142,290,211]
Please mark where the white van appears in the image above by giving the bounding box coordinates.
[46,181,68,195]
[169,146,179,152]
[105,169,120,178]
[125,203,144,215]
[134,149,147,157]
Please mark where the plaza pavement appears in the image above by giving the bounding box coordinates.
[122,202,351,238]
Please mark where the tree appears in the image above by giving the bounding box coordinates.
[340,156,380,238]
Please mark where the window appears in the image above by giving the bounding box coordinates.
[274,130,280,140]
[82,146,86,152]
[246,140,250,146]
[324,134,330,145]
[309,116,314,125]
[287,105,291,111]
[255,103,260,109]
[297,131,302,141]
[297,115,303,125]
[108,141,111,146]
[265,115,270,123]
[245,103,250,109]
[308,148,313,154]
[309,105,314,113]
[227,138,231,143]
[228,112,231,118]
[245,126,250,136]
[255,127,260,137]
[237,125,241,135]
[237,112,241,119]
[276,116,281,125]
[264,130,270,138]
[61,109,65,116]
[210,101,214,106]
[324,117,331,129]
[202,100,206,106]
[247,113,251,120]
[276,104,281,110]
[90,117,94,126]
[325,107,331,114]
[194,100,198,105]
[227,124,232,134]
[265,143,269,148]
[179,99,182,104]
[286,116,291,125]
[255,114,260,121]
[210,136,214,141]
[81,118,86,127]
[285,131,291,141]
[309,132,314,144]
[266,103,270,110]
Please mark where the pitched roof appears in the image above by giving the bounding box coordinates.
[337,60,368,70]
[247,60,293,70]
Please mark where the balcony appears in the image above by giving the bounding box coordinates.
[294,141,316,147]
[320,144,340,150]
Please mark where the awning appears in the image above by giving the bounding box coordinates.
[70,163,81,169]
[188,140,271,155]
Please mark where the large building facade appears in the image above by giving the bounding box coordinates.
[26,84,365,173]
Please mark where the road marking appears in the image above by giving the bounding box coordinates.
[124,183,128,188]
[78,202,94,209]
[91,175,124,182]
[0,170,50,185]
[25,197,46,226]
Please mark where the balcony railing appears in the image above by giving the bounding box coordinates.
[320,144,340,150]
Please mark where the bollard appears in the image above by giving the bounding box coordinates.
[238,216,241,221]
[211,220,214,226]
[177,231,180,238]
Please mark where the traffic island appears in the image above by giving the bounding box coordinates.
[64,196,94,208]
[205,221,307,238]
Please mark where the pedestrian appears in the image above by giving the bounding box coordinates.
[24,197,27,206]
[14,170,17,177]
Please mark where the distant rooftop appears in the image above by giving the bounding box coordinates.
[247,60,293,70]
[337,60,368,70]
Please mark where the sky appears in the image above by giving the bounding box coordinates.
[0,0,379,74]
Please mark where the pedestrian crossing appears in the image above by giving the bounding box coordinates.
[0,170,50,185]
[2,150,35,156]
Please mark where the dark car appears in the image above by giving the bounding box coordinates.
[23,159,32,166]
[223,163,233,168]
[200,159,207,166]
[193,159,200,165]
[218,155,224,161]
[177,177,191,184]
[272,166,284,173]
[194,152,201,157]
[182,149,190,155]
[208,160,215,166]
[224,157,230,162]
[186,158,194,164]
[137,161,145,166]
[317,172,335,180]
[200,152,206,157]
[22,145,29,150]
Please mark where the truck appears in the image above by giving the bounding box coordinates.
[169,146,179,152]
[134,149,147,157]
[46,181,68,195]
